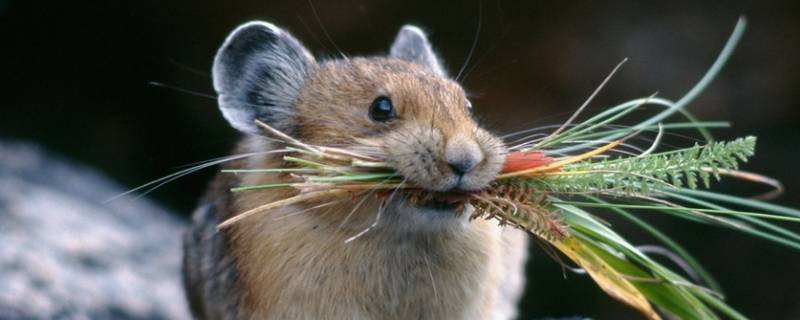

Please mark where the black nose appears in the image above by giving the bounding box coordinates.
[448,158,478,176]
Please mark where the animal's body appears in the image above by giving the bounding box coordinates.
[183,21,529,319]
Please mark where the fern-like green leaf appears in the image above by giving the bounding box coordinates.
[519,136,756,196]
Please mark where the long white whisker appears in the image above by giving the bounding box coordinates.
[107,149,287,202]
[172,150,279,169]
[344,200,384,244]
[308,0,348,60]
[148,81,217,100]
[343,178,407,243]
[533,58,628,148]
[423,255,438,302]
[274,200,342,221]
[338,189,378,229]
[456,0,483,81]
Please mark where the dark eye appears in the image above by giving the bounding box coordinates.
[369,96,396,122]
[465,99,473,111]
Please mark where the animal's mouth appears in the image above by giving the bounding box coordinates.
[407,191,472,212]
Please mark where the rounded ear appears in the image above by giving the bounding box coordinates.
[213,21,315,135]
[390,25,446,76]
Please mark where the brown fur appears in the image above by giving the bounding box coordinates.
[184,24,529,319]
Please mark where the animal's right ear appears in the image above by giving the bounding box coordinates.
[213,21,315,135]
[390,25,446,76]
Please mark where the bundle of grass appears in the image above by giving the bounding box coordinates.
[213,18,798,319]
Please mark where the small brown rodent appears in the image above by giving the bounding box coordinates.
[183,21,529,319]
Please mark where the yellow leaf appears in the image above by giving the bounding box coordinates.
[551,236,662,320]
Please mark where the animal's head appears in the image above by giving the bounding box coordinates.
[213,21,506,213]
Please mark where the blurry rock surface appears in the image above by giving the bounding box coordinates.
[0,141,190,319]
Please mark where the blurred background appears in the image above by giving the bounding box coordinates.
[1,0,798,318]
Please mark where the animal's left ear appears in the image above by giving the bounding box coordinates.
[390,25,446,76]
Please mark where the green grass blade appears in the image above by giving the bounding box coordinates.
[230,183,295,192]
[677,188,800,218]
[665,191,800,250]
[556,202,725,319]
[583,195,723,293]
[553,201,800,223]
[550,17,746,154]
[306,173,398,182]
[562,121,729,143]
[222,168,320,173]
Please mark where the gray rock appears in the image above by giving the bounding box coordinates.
[0,141,190,319]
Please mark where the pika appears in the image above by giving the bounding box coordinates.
[183,21,529,319]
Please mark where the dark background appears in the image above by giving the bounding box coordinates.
[2,0,799,318]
